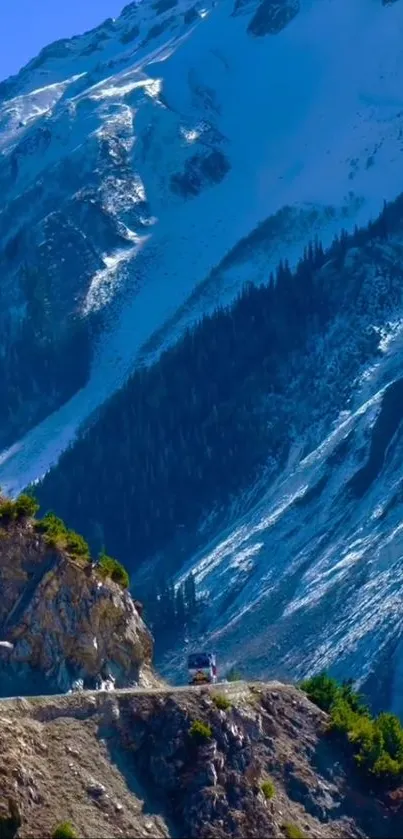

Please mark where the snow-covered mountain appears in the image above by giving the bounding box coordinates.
[23,191,403,716]
[164,315,403,714]
[2,0,403,709]
[1,0,403,490]
[128,207,403,715]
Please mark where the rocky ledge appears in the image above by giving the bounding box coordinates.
[1,682,403,839]
[0,513,155,696]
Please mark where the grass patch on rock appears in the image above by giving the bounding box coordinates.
[189,720,212,744]
[212,693,232,711]
[261,778,275,800]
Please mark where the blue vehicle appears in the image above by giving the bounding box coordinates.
[188,652,217,685]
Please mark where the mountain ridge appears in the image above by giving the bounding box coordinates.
[28,194,403,714]
[1,0,403,491]
[2,0,403,716]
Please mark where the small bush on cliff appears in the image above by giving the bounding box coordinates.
[52,823,78,839]
[65,529,90,560]
[35,512,90,560]
[0,492,39,523]
[212,693,231,710]
[300,673,367,714]
[35,512,68,541]
[261,778,275,800]
[301,673,403,781]
[35,515,130,587]
[283,824,306,839]
[5,506,130,589]
[0,499,16,524]
[300,672,339,711]
[14,493,39,519]
[189,720,212,743]
[98,552,130,588]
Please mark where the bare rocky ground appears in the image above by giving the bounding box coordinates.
[1,681,403,839]
[0,520,155,695]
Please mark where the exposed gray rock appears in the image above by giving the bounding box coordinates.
[170,150,231,199]
[0,520,157,696]
[247,0,300,36]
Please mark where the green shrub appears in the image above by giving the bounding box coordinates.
[0,499,17,524]
[340,678,369,715]
[212,693,231,710]
[330,702,403,778]
[65,529,90,559]
[52,823,79,839]
[0,491,40,523]
[329,695,360,733]
[35,512,67,540]
[377,712,403,762]
[302,672,403,782]
[189,720,212,743]
[300,673,367,715]
[3,500,127,589]
[300,672,342,712]
[283,824,306,839]
[372,751,401,777]
[14,493,39,519]
[261,778,275,800]
[98,552,130,589]
[35,513,90,560]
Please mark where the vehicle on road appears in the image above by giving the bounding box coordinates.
[187,652,217,685]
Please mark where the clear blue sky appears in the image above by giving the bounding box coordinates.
[0,0,127,82]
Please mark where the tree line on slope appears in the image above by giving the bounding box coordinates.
[145,572,202,647]
[35,196,403,576]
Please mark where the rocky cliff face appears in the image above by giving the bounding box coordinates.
[0,519,155,696]
[1,681,403,839]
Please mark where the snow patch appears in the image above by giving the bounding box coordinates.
[2,0,403,497]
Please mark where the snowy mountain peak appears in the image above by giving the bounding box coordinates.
[1,0,403,492]
[0,0,205,103]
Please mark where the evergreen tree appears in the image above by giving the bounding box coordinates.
[184,573,197,618]
[175,584,186,627]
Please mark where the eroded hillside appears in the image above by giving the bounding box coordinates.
[1,681,403,839]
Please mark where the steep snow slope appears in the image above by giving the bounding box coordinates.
[1,0,403,490]
[161,308,403,714]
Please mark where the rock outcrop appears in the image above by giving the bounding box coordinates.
[0,519,155,696]
[0,682,402,839]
